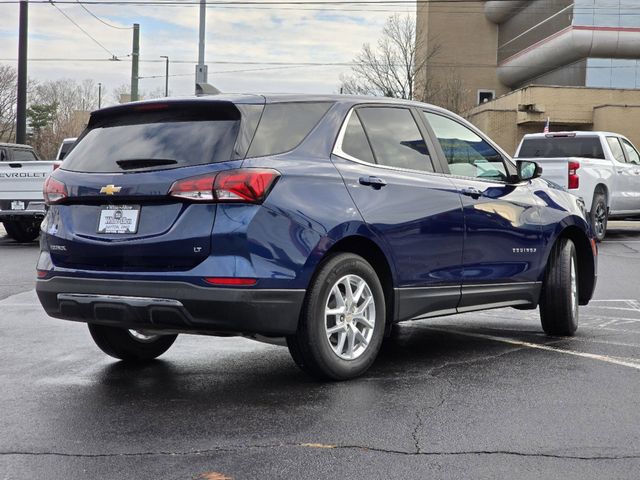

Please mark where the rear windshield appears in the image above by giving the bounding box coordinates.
[519,136,605,159]
[2,149,38,161]
[62,103,243,173]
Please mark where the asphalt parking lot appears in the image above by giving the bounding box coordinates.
[1,222,639,480]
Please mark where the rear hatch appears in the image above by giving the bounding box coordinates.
[44,99,264,272]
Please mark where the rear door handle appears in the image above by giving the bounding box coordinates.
[460,187,483,199]
[359,176,387,189]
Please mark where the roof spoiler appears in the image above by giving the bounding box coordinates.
[196,82,222,96]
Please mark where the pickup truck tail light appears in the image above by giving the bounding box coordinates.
[43,176,68,205]
[169,169,280,204]
[568,161,580,189]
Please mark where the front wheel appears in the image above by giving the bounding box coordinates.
[88,324,177,361]
[539,238,579,336]
[287,253,386,380]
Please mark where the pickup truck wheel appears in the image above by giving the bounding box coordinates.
[539,238,579,336]
[3,219,40,243]
[88,324,177,361]
[286,253,385,380]
[590,192,607,242]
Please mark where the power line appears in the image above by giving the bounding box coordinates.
[75,0,133,29]
[4,57,640,71]
[48,0,120,59]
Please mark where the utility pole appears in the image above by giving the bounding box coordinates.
[98,83,102,108]
[16,1,28,144]
[131,23,140,102]
[195,0,208,93]
[160,56,169,97]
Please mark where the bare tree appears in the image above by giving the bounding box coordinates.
[340,14,439,100]
[28,78,99,158]
[437,67,471,114]
[0,65,18,142]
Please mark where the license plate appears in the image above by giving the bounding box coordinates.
[11,201,25,210]
[97,205,140,234]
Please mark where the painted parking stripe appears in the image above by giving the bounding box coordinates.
[423,327,640,371]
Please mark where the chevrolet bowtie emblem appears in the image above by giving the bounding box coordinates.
[100,184,122,195]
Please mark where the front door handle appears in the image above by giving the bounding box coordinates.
[460,187,483,199]
[359,176,387,189]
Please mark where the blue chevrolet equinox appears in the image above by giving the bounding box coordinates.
[36,95,597,380]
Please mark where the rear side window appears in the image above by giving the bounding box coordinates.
[357,107,433,172]
[62,102,242,173]
[247,102,332,158]
[607,137,626,163]
[12,149,38,161]
[341,111,375,164]
[519,136,605,159]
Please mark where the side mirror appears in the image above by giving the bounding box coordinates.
[516,160,543,181]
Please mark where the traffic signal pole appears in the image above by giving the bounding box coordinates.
[131,23,140,101]
[16,1,28,144]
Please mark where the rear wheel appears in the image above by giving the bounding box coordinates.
[3,219,40,243]
[88,324,177,361]
[590,191,607,242]
[539,238,579,336]
[287,253,385,380]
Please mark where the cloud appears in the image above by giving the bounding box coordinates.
[1,1,407,102]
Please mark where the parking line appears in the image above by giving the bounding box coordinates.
[423,327,640,371]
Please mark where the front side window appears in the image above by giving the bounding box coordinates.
[607,137,626,163]
[621,138,640,165]
[357,107,433,172]
[424,112,508,181]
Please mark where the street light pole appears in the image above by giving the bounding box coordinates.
[160,56,169,97]
[98,82,102,109]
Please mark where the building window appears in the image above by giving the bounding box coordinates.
[477,90,495,105]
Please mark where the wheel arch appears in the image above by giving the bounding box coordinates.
[593,183,609,206]
[547,225,596,305]
[322,235,397,330]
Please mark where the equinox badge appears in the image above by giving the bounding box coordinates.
[100,184,122,195]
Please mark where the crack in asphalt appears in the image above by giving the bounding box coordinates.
[411,410,423,454]
[2,444,640,461]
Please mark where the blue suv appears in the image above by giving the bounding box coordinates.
[36,95,597,380]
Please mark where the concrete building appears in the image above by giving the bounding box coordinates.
[416,0,640,153]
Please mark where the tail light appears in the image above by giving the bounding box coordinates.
[43,176,68,205]
[568,161,580,189]
[169,169,280,204]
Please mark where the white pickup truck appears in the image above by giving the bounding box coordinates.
[0,143,60,242]
[515,131,640,241]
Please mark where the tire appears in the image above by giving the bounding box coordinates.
[590,191,608,242]
[539,238,579,336]
[287,253,386,380]
[3,219,40,243]
[88,324,177,361]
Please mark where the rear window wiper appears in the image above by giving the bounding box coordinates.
[115,158,178,170]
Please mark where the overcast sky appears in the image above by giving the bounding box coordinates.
[0,1,414,104]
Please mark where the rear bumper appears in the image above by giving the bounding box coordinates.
[0,200,46,220]
[36,276,305,336]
